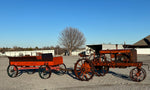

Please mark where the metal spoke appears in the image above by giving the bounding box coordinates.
[76,67,81,70]
[130,68,146,82]
[87,73,91,78]
[84,73,88,80]
[74,59,94,81]
[77,63,81,67]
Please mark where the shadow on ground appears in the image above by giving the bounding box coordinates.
[15,68,79,80]
[63,68,132,81]
[108,71,131,81]
[14,68,132,81]
[16,69,38,77]
[66,68,78,80]
[54,68,132,81]
[53,68,79,80]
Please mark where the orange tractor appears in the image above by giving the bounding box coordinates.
[74,45,149,82]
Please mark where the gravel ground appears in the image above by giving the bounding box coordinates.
[0,55,150,90]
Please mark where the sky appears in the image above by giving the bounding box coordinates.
[0,0,150,48]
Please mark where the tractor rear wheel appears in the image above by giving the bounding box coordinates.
[94,66,109,76]
[74,59,94,81]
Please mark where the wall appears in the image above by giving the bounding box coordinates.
[0,50,54,56]
[85,44,124,55]
[136,48,150,54]
[102,44,124,50]
[71,44,150,56]
[103,44,150,54]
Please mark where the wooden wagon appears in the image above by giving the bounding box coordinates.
[7,53,66,79]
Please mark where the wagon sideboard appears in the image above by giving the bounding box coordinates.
[8,55,63,66]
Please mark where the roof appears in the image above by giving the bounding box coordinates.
[87,44,102,54]
[134,35,150,45]
[87,44,102,51]
[123,44,150,48]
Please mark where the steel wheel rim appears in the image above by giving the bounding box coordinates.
[59,63,67,74]
[94,66,109,76]
[130,68,146,82]
[74,59,94,81]
[94,55,109,76]
[7,65,18,78]
[39,65,51,79]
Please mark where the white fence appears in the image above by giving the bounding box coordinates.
[0,50,54,57]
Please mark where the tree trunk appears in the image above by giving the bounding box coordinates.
[69,50,72,56]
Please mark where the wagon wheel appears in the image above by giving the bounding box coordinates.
[94,66,109,76]
[130,68,146,82]
[16,66,23,77]
[38,65,51,79]
[59,63,67,74]
[7,65,18,78]
[74,59,94,81]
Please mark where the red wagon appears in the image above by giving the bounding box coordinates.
[7,53,66,79]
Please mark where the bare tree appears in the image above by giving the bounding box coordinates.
[59,27,86,55]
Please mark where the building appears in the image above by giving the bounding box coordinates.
[86,44,124,55]
[69,35,150,56]
[0,50,55,57]
[71,44,124,56]
[133,35,150,54]
[86,35,150,55]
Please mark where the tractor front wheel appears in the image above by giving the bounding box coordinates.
[130,67,146,82]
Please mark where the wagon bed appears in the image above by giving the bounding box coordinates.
[8,55,63,66]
